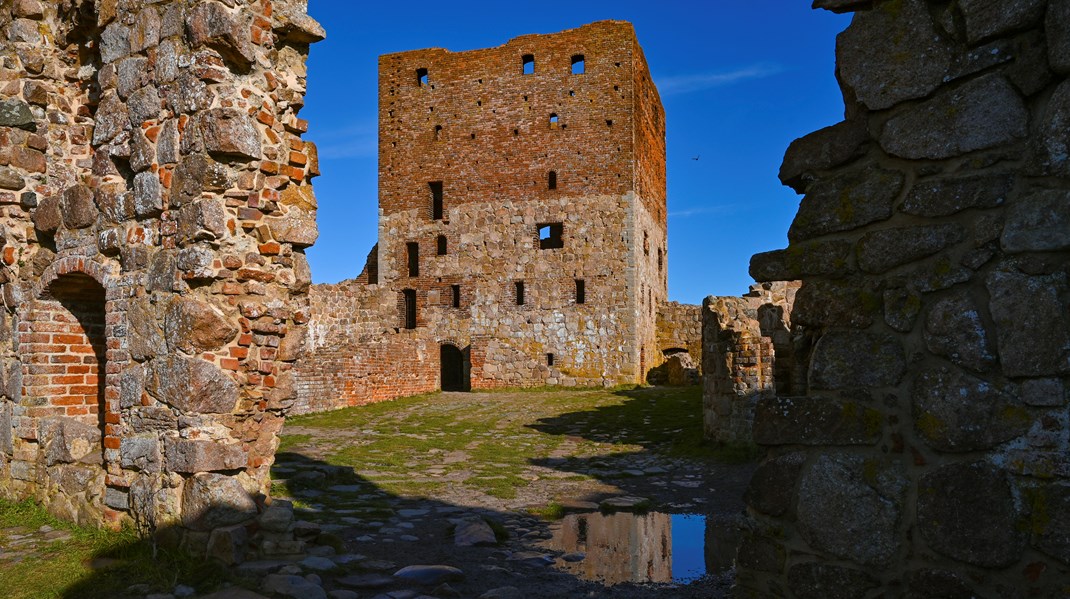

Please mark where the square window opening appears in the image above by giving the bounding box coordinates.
[547,353,555,366]
[437,235,448,256]
[538,222,564,249]
[429,181,443,220]
[522,54,535,75]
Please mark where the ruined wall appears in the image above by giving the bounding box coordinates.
[655,301,702,362]
[737,1,1070,596]
[296,21,667,411]
[0,0,322,557]
[701,282,797,443]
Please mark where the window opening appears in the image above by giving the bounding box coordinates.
[549,113,559,129]
[571,54,585,74]
[429,181,443,220]
[658,247,663,271]
[606,119,613,127]
[406,242,419,277]
[437,235,448,256]
[643,231,650,255]
[515,281,525,305]
[434,125,442,139]
[548,171,557,190]
[575,279,585,304]
[547,353,555,366]
[403,289,417,329]
[416,68,428,86]
[451,284,461,308]
[538,222,564,249]
[522,54,534,74]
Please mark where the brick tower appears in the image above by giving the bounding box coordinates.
[375,20,666,389]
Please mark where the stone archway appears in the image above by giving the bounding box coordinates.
[440,343,469,392]
[20,272,109,525]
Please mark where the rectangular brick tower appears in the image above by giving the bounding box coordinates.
[375,20,667,389]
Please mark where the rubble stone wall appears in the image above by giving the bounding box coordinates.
[655,301,702,363]
[296,21,667,411]
[0,0,322,557]
[701,282,797,443]
[738,1,1070,596]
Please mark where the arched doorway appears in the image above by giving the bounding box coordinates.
[440,343,469,391]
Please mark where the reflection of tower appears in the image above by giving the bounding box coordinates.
[554,512,672,584]
[704,514,742,576]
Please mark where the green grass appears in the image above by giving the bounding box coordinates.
[279,384,738,502]
[0,499,228,599]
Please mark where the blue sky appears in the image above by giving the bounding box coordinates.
[301,1,852,304]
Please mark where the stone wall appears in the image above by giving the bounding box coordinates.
[701,282,797,443]
[655,301,701,362]
[295,21,668,412]
[738,1,1070,596]
[0,0,322,558]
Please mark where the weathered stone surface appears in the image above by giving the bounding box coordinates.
[279,184,317,212]
[91,92,128,145]
[753,396,882,446]
[127,86,161,125]
[1036,80,1070,175]
[835,0,952,111]
[905,569,976,599]
[394,565,465,585]
[986,271,1070,377]
[880,75,1028,159]
[0,99,35,131]
[792,279,876,329]
[261,575,326,599]
[1020,378,1066,407]
[164,297,238,353]
[129,129,155,173]
[59,184,98,230]
[176,199,227,243]
[857,224,963,274]
[119,365,146,411]
[454,517,498,547]
[272,9,326,43]
[1049,0,1070,74]
[277,326,307,362]
[750,239,851,282]
[181,473,257,531]
[171,154,230,206]
[810,332,905,390]
[258,501,294,533]
[924,292,995,372]
[1002,190,1070,253]
[147,355,238,414]
[120,434,161,473]
[787,563,879,599]
[12,0,44,19]
[267,215,318,247]
[131,171,163,217]
[1034,483,1070,564]
[128,299,165,361]
[31,195,61,233]
[207,523,248,566]
[788,168,903,242]
[912,366,1030,452]
[0,166,24,191]
[664,352,698,386]
[796,454,906,566]
[129,6,162,54]
[164,437,247,473]
[186,1,255,70]
[196,108,261,161]
[917,462,1026,567]
[882,288,921,333]
[116,57,149,100]
[901,174,1011,218]
[779,119,868,193]
[39,418,102,466]
[960,0,1045,42]
[129,406,177,433]
[744,452,804,516]
[99,21,129,63]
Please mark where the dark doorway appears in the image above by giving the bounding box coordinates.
[440,343,469,391]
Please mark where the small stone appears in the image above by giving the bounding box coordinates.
[59,184,98,230]
[176,199,228,243]
[0,167,25,191]
[883,288,921,333]
[164,297,238,353]
[1002,190,1070,253]
[99,22,130,63]
[880,75,1028,160]
[917,462,1026,567]
[164,437,247,473]
[987,271,1070,377]
[132,171,163,217]
[792,279,876,329]
[196,108,262,161]
[267,215,319,247]
[261,574,326,599]
[749,239,851,282]
[182,473,257,531]
[299,556,336,571]
[186,1,255,69]
[779,118,868,193]
[393,565,464,586]
[207,524,247,566]
[128,85,161,125]
[335,574,394,589]
[924,292,995,373]
[1034,483,1070,564]
[453,517,497,547]
[744,452,804,516]
[1020,378,1066,407]
[146,355,238,413]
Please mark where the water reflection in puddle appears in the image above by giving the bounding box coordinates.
[544,511,738,586]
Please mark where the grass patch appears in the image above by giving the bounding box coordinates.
[528,501,566,520]
[0,499,228,599]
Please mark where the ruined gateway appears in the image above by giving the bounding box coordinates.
[0,0,1068,597]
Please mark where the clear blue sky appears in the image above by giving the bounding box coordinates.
[301,1,851,304]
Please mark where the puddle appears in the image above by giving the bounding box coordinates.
[544,511,740,586]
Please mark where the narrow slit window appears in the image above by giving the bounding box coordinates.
[406,242,419,277]
[429,181,443,220]
[658,248,663,272]
[416,68,428,87]
[575,279,585,304]
[643,231,650,255]
[522,54,534,75]
[437,234,448,256]
[515,281,525,306]
[434,125,442,140]
[538,222,563,249]
[549,113,559,129]
[403,289,417,329]
[451,284,461,308]
[548,171,557,190]
[547,353,554,366]
[571,54,585,74]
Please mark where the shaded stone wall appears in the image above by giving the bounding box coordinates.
[0,0,322,558]
[738,1,1070,596]
[296,21,668,411]
[655,301,702,362]
[701,282,797,444]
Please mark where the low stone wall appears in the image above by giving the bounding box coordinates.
[655,301,701,361]
[701,282,797,443]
